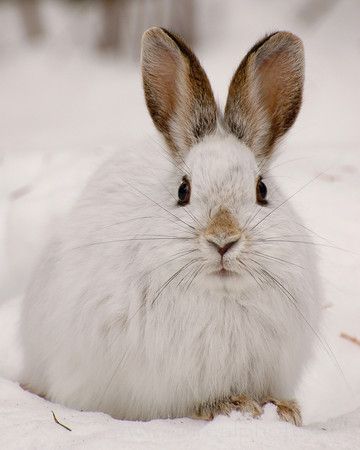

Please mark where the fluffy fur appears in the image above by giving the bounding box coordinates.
[21,29,321,422]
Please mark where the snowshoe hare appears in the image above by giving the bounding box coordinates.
[21,28,321,426]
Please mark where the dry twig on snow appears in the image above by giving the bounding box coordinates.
[340,332,360,347]
[51,411,72,432]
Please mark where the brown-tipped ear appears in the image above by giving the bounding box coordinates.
[141,27,217,157]
[224,32,304,159]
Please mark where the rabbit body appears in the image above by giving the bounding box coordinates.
[21,29,321,420]
[21,135,320,419]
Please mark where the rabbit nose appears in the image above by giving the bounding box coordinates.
[205,208,241,256]
[206,236,240,256]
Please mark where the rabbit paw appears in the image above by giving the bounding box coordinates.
[192,395,263,420]
[262,397,302,426]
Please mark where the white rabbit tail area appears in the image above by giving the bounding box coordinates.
[21,28,321,423]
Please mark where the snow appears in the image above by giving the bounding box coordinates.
[1,0,360,448]
[1,376,360,450]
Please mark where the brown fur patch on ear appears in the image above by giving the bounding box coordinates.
[142,27,217,156]
[224,32,304,159]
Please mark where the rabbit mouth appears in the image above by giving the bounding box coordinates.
[211,268,238,278]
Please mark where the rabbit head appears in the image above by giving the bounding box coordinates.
[141,28,305,294]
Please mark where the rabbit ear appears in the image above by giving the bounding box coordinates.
[224,32,304,159]
[142,27,217,157]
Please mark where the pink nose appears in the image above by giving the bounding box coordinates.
[207,238,239,256]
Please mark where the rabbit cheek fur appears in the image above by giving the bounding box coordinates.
[21,28,322,421]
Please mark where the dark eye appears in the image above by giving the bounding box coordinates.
[256,178,268,205]
[178,178,191,206]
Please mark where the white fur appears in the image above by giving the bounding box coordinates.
[21,131,321,420]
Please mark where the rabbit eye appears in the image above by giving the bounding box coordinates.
[178,178,191,206]
[256,178,268,205]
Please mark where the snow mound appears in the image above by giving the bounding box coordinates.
[1,377,360,450]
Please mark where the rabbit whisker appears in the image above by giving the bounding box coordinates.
[157,177,204,229]
[249,168,333,233]
[252,238,357,254]
[244,250,304,269]
[243,204,263,230]
[70,237,195,251]
[97,215,198,237]
[179,261,206,293]
[252,218,351,249]
[290,221,339,246]
[246,258,348,387]
[122,254,200,327]
[150,259,201,308]
[118,175,196,231]
[237,259,264,290]
[260,157,310,177]
[98,216,178,230]
[149,249,199,274]
[185,263,206,292]
[147,134,192,177]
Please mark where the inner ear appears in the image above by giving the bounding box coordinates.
[224,32,304,159]
[142,31,186,142]
[256,48,303,147]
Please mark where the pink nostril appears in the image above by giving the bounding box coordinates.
[207,238,239,256]
[217,241,237,256]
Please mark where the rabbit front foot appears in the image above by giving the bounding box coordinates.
[192,395,263,420]
[262,397,302,426]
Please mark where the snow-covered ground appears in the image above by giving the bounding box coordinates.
[1,0,360,448]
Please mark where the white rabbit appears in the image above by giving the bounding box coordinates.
[21,28,321,426]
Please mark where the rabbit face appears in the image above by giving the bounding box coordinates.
[147,130,296,298]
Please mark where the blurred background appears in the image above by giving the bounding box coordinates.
[0,0,360,424]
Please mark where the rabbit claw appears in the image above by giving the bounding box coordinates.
[262,397,302,426]
[192,395,263,420]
